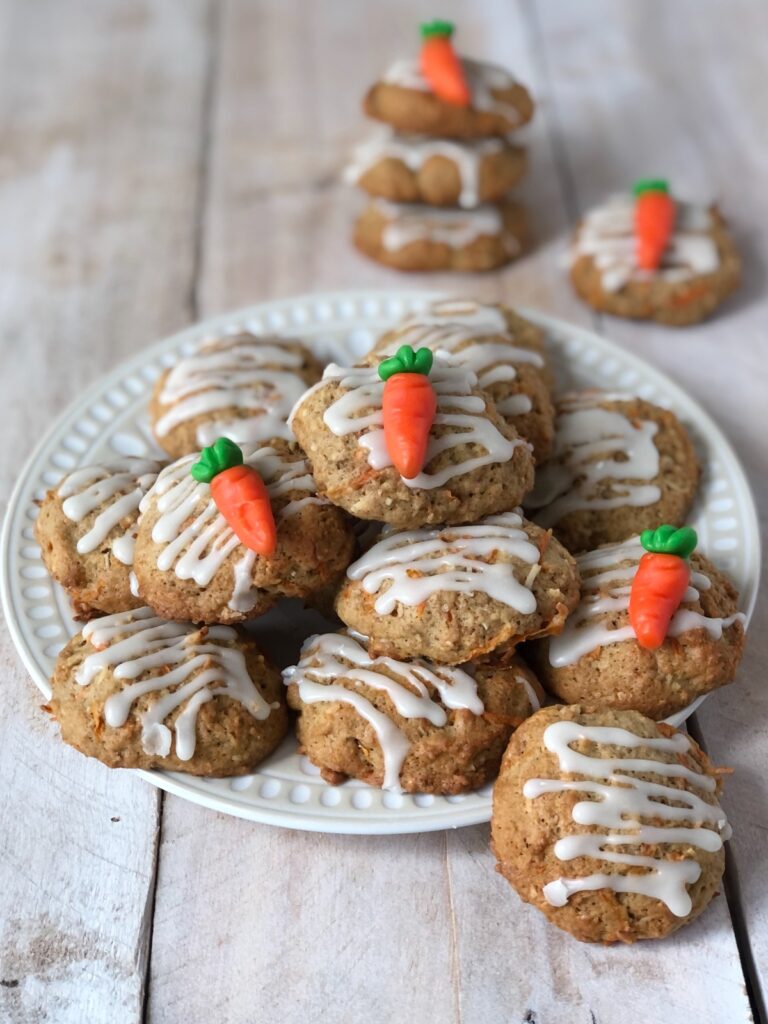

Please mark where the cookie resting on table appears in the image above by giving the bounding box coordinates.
[527,531,746,720]
[35,457,164,617]
[524,390,699,552]
[335,511,579,665]
[283,630,543,794]
[345,131,527,208]
[289,355,535,527]
[354,198,528,272]
[149,331,323,459]
[570,185,740,326]
[368,298,555,463]
[50,607,288,776]
[491,705,730,943]
[133,440,354,624]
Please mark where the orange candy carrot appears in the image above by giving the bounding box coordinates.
[634,179,676,271]
[420,20,470,107]
[379,344,437,480]
[628,525,697,650]
[191,437,277,556]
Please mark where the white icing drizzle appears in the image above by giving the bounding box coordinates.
[523,720,730,916]
[139,445,328,613]
[525,391,662,526]
[382,57,524,126]
[548,536,746,666]
[573,194,720,292]
[345,131,508,208]
[515,672,542,711]
[154,334,312,445]
[297,358,523,488]
[346,511,541,615]
[58,458,163,565]
[374,198,521,255]
[75,607,278,761]
[283,632,483,791]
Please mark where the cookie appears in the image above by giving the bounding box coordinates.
[524,390,699,552]
[134,441,355,623]
[335,511,580,664]
[526,536,746,720]
[491,705,730,943]
[364,56,534,138]
[354,198,527,272]
[149,332,323,459]
[290,359,535,527]
[369,298,555,462]
[570,193,740,326]
[283,630,541,793]
[345,131,527,208]
[50,607,288,776]
[35,457,164,617]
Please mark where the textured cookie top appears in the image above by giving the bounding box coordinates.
[368,198,523,255]
[547,536,745,667]
[72,607,279,762]
[571,194,721,293]
[151,332,321,451]
[56,457,164,566]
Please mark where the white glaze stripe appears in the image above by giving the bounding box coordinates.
[375,199,521,256]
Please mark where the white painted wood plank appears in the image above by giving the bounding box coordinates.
[0,1,211,1021]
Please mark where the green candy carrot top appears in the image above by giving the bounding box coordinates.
[628,524,697,650]
[419,19,470,106]
[633,178,676,272]
[378,344,437,480]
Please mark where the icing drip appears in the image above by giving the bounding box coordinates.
[515,672,542,711]
[548,536,746,666]
[283,632,484,791]
[58,458,163,565]
[154,334,311,445]
[525,391,662,525]
[382,57,523,126]
[76,607,277,760]
[346,511,541,614]
[345,131,508,208]
[523,720,730,916]
[139,445,328,613]
[301,359,523,489]
[573,194,720,292]
[375,199,521,255]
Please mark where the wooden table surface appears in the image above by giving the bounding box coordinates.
[1,2,767,1022]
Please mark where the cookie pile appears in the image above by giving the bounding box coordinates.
[345,22,534,272]
[35,299,749,943]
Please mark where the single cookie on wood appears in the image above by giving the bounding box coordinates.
[284,630,542,793]
[35,457,164,617]
[491,705,730,943]
[345,131,527,208]
[524,390,700,552]
[354,198,528,272]
[50,607,288,776]
[335,512,580,665]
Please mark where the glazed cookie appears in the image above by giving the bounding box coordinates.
[290,358,535,527]
[35,457,164,617]
[50,607,287,776]
[283,630,542,793]
[524,390,699,552]
[335,511,580,664]
[134,441,355,623]
[570,188,740,326]
[369,298,555,462]
[491,705,730,943]
[345,131,527,208]
[354,198,527,272]
[149,332,323,459]
[527,534,746,720]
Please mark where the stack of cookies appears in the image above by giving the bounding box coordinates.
[345,21,534,272]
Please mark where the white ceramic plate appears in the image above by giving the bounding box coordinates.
[0,290,760,834]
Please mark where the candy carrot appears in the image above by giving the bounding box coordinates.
[420,20,470,107]
[378,345,437,480]
[628,524,697,650]
[191,437,277,556]
[633,178,676,271]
